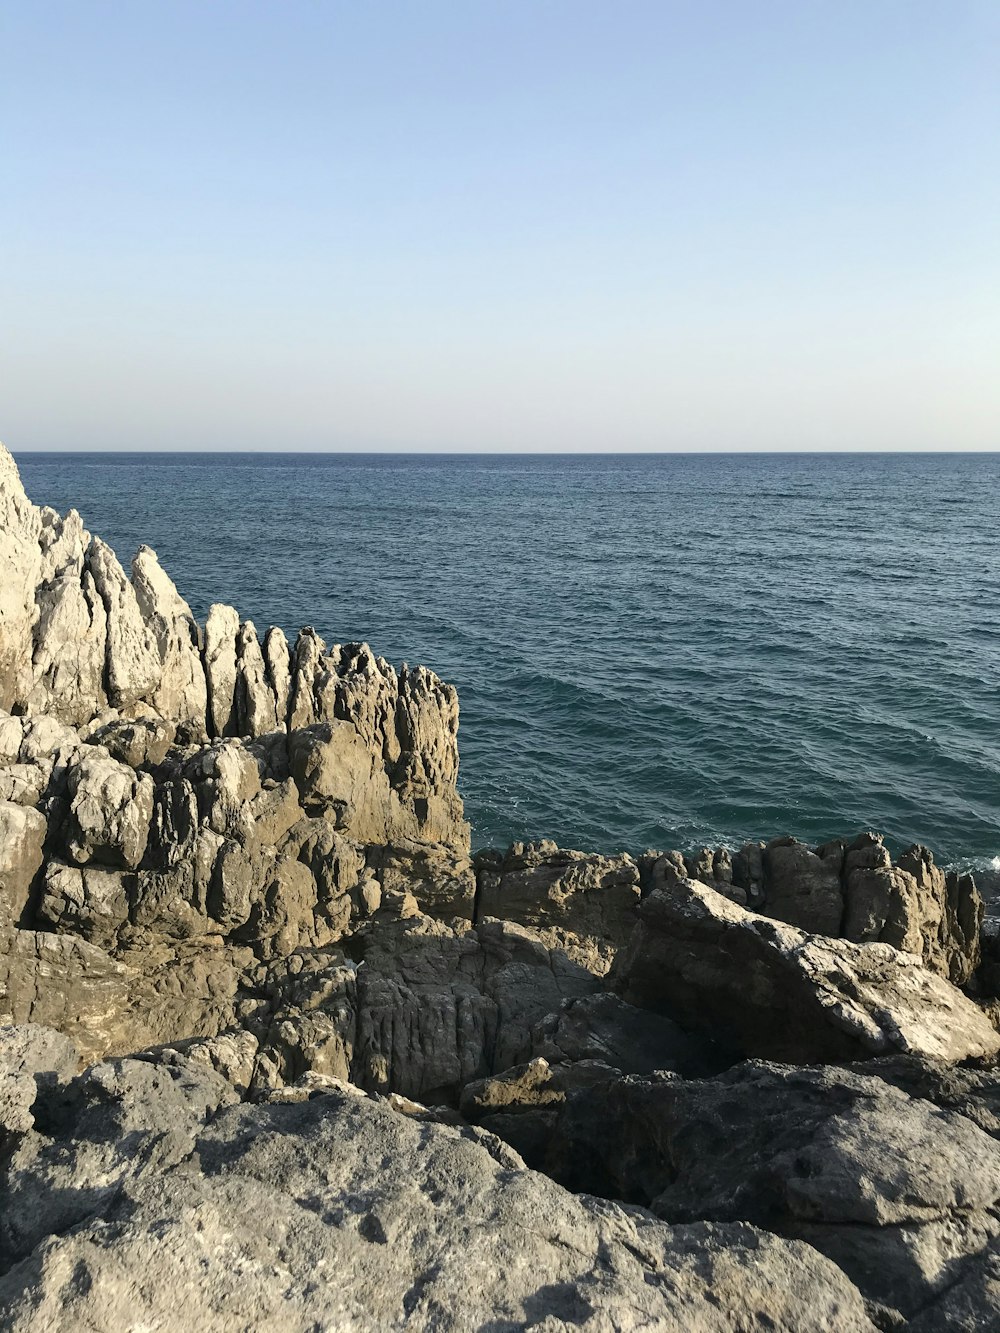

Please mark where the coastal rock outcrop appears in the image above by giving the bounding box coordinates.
[4,436,1000,1329]
[648,832,983,984]
[475,840,640,970]
[0,1034,880,1333]
[476,1058,1000,1324]
[612,875,1000,1064]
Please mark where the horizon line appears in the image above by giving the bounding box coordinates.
[11,447,1000,458]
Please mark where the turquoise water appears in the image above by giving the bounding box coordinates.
[14,451,1000,866]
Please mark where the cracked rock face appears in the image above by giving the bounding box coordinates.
[646,830,984,985]
[612,876,1000,1064]
[0,1040,880,1333]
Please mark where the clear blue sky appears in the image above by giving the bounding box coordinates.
[3,1,998,451]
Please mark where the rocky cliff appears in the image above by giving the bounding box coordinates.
[3,438,1000,1331]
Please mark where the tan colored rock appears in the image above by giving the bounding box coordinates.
[476,840,640,955]
[0,929,134,1062]
[203,603,240,737]
[63,748,154,870]
[131,544,207,737]
[0,802,46,926]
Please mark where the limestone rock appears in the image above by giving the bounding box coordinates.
[62,747,154,870]
[532,991,722,1077]
[475,841,640,960]
[613,877,1000,1064]
[86,713,175,768]
[86,537,162,711]
[25,513,109,724]
[0,930,133,1062]
[234,619,282,736]
[538,1060,1000,1321]
[761,835,845,935]
[366,839,476,921]
[0,441,43,710]
[204,602,240,737]
[37,860,132,947]
[0,1023,79,1137]
[0,1069,878,1332]
[0,801,47,925]
[131,544,207,737]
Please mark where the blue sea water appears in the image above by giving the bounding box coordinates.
[13,451,1000,868]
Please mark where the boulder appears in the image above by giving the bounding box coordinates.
[532,991,722,1077]
[0,1024,79,1137]
[203,603,240,737]
[613,877,1000,1064]
[86,537,162,711]
[663,833,984,984]
[475,840,640,964]
[131,544,208,738]
[0,930,133,1062]
[539,1060,1000,1322]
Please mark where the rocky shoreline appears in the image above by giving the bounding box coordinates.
[3,438,1000,1329]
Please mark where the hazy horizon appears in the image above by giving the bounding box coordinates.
[4,2,999,454]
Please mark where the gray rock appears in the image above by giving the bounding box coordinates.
[613,876,1000,1064]
[131,544,207,738]
[541,1059,1000,1320]
[203,602,240,737]
[0,1072,878,1332]
[532,991,721,1076]
[0,1024,79,1136]
[86,536,162,711]
[37,860,132,946]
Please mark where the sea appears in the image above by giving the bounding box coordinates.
[14,451,1000,871]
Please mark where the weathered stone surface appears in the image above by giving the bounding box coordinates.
[475,841,640,961]
[532,991,721,1077]
[0,1024,79,1137]
[907,1236,1000,1330]
[234,619,282,736]
[37,860,132,946]
[86,537,162,711]
[62,747,154,870]
[762,835,845,935]
[367,839,476,921]
[203,602,240,737]
[0,801,46,925]
[613,877,1000,1064]
[131,544,207,738]
[0,930,133,1062]
[663,832,985,984]
[85,713,176,768]
[0,442,43,711]
[24,512,109,724]
[527,1059,1000,1321]
[0,1058,878,1332]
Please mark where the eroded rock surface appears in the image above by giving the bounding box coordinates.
[647,831,984,984]
[613,876,1000,1064]
[0,1037,880,1333]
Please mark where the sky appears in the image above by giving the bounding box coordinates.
[2,1,998,453]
